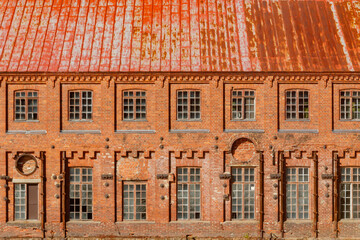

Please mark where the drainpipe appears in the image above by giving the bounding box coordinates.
[61,152,67,238]
[333,153,339,237]
[279,152,285,238]
[313,152,318,238]
[40,152,46,238]
[259,151,264,238]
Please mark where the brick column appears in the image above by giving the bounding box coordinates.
[318,76,333,135]
[154,76,171,223]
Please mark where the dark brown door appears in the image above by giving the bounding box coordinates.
[27,184,38,219]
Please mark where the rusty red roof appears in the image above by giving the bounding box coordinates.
[0,0,359,72]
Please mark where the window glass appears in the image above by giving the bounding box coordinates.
[69,91,92,120]
[177,90,200,120]
[15,91,38,121]
[69,168,93,220]
[231,168,255,219]
[177,167,201,220]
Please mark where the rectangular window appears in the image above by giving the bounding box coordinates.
[340,91,360,120]
[123,91,146,120]
[69,90,92,120]
[340,167,360,219]
[231,168,255,219]
[286,168,309,219]
[286,90,309,120]
[123,182,146,220]
[177,167,201,220]
[15,91,38,121]
[177,90,201,120]
[69,168,93,220]
[231,90,255,120]
[14,184,38,220]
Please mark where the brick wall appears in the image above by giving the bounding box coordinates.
[0,74,359,238]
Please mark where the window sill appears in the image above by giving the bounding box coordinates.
[68,120,93,123]
[14,120,40,123]
[115,129,156,134]
[224,129,264,133]
[116,221,155,224]
[339,219,360,222]
[230,119,256,122]
[169,220,210,224]
[333,129,360,133]
[7,220,41,227]
[176,120,202,122]
[278,129,318,134]
[284,119,311,122]
[61,130,101,134]
[67,220,101,224]
[221,220,258,224]
[170,129,210,133]
[6,130,47,134]
[339,119,360,122]
[284,219,312,224]
[122,120,148,122]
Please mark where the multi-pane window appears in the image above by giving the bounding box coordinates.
[340,91,360,120]
[14,91,38,121]
[286,90,309,120]
[69,168,93,220]
[123,182,146,220]
[123,91,146,120]
[231,168,255,219]
[177,90,201,120]
[69,90,92,120]
[340,167,360,219]
[177,167,201,220]
[14,184,38,220]
[286,168,309,219]
[231,90,255,120]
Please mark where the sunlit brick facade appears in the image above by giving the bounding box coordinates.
[1,0,360,238]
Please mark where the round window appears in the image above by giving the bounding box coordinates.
[16,155,37,176]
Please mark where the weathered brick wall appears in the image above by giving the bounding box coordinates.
[0,74,359,238]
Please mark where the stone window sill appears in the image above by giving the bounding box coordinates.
[7,220,41,227]
[221,220,258,224]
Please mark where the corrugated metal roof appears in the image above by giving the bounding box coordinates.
[0,0,359,72]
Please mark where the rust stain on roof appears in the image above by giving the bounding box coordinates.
[0,0,359,72]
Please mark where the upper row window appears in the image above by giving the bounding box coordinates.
[177,90,201,121]
[123,90,146,120]
[285,90,309,120]
[340,90,360,120]
[231,90,255,120]
[15,91,38,121]
[14,89,360,122]
[69,90,93,121]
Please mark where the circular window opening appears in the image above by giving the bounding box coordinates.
[16,154,38,176]
[231,138,256,161]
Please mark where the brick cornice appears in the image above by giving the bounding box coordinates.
[0,73,359,84]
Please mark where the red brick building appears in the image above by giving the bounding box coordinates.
[0,0,360,238]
